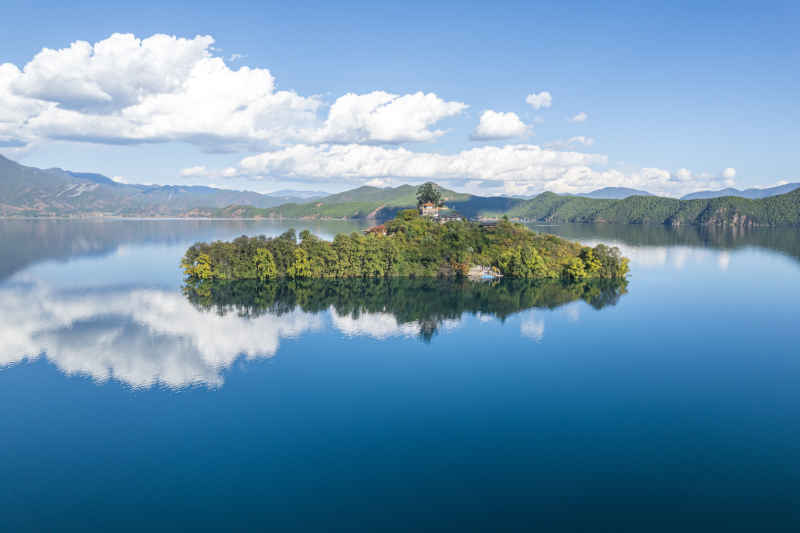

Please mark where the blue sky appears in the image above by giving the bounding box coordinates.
[0,0,798,196]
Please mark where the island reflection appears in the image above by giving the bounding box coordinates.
[2,278,626,390]
[184,278,628,342]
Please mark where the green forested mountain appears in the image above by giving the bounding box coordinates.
[501,190,800,226]
[207,186,800,227]
[681,183,800,200]
[573,187,654,199]
[0,155,321,216]
[204,184,523,219]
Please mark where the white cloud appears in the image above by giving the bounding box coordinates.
[526,91,552,110]
[236,143,604,191]
[1,33,748,198]
[180,165,207,177]
[226,143,736,196]
[545,136,595,149]
[471,110,529,140]
[312,91,467,144]
[569,112,588,123]
[1,33,466,151]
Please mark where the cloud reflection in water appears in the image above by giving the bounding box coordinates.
[1,278,626,389]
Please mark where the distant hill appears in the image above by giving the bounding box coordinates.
[3,155,798,226]
[681,183,800,200]
[573,187,653,199]
[500,190,800,226]
[0,155,317,216]
[206,184,521,220]
[204,183,800,227]
[266,189,328,200]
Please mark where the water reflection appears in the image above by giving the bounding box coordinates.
[183,278,628,342]
[0,218,369,281]
[1,278,627,389]
[3,219,800,282]
[537,223,800,269]
[0,282,324,388]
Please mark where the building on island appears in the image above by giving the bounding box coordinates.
[438,213,463,223]
[419,202,439,217]
[364,224,387,236]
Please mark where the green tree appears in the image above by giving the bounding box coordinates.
[287,247,313,279]
[416,182,443,206]
[254,248,278,281]
[183,253,215,280]
[564,257,587,281]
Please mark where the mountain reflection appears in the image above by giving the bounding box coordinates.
[1,278,626,389]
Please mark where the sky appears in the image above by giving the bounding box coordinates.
[0,0,798,197]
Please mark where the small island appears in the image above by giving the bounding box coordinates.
[182,186,629,283]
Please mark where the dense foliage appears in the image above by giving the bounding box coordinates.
[500,189,800,226]
[183,277,628,341]
[181,210,629,281]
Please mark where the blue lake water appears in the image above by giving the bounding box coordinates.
[1,219,799,531]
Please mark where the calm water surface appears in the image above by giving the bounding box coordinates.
[1,219,799,531]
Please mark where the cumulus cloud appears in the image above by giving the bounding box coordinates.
[1,33,466,151]
[312,91,467,144]
[2,33,744,198]
[545,136,595,149]
[471,110,529,140]
[235,143,606,192]
[217,143,736,196]
[180,165,207,177]
[526,91,552,110]
[569,112,588,123]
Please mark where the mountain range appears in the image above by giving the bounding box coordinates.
[0,155,325,217]
[573,187,654,199]
[1,155,798,226]
[203,185,799,227]
[681,183,800,200]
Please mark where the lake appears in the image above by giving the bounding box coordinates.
[1,219,799,531]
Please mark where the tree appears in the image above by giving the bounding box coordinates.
[564,257,587,281]
[416,182,443,207]
[287,247,312,279]
[183,253,215,280]
[254,248,277,281]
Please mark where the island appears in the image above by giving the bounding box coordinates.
[181,196,629,282]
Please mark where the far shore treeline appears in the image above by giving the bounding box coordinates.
[181,208,629,282]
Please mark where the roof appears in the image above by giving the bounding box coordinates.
[364,224,386,234]
[422,202,435,207]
